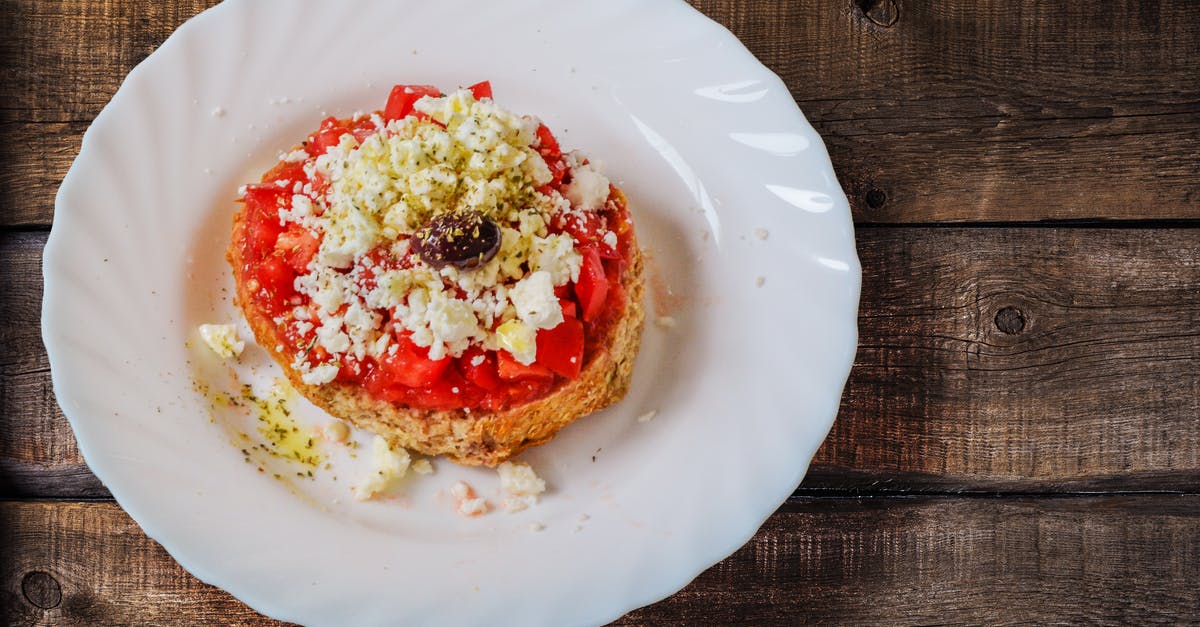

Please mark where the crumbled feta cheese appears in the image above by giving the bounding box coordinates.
[498,462,546,511]
[352,436,411,500]
[411,459,434,475]
[563,160,610,211]
[198,324,244,358]
[301,362,339,385]
[451,481,489,516]
[509,271,563,330]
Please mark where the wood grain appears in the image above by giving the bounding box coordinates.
[696,0,1200,223]
[1,0,1197,226]
[7,227,1198,497]
[3,497,1197,625]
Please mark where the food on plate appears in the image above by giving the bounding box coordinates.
[228,82,644,466]
[497,460,547,512]
[198,323,244,358]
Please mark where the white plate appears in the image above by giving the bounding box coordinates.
[43,0,859,624]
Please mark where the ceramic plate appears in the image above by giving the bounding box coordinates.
[43,0,859,624]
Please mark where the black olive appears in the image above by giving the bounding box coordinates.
[412,211,502,270]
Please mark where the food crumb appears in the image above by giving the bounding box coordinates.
[197,323,243,358]
[324,421,350,443]
[637,410,658,423]
[351,436,410,501]
[529,522,546,532]
[753,228,769,241]
[577,513,590,522]
[452,481,490,517]
[211,106,226,117]
[655,315,677,329]
[756,276,766,288]
[411,459,434,475]
[498,461,547,512]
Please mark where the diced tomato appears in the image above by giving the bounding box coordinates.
[550,211,617,258]
[244,216,284,257]
[536,317,584,379]
[559,298,578,319]
[274,224,321,274]
[458,346,503,391]
[467,80,492,100]
[383,84,441,122]
[535,123,560,159]
[497,350,554,381]
[416,368,476,409]
[307,117,348,156]
[256,255,297,300]
[379,335,450,388]
[338,355,365,383]
[262,160,307,186]
[575,247,608,322]
[362,367,404,402]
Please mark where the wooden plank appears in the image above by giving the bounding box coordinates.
[8,227,1199,497]
[0,232,105,498]
[1,0,1198,226]
[694,0,1200,223]
[2,497,1197,624]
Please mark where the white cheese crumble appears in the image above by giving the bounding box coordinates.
[562,156,610,211]
[451,481,489,516]
[198,324,244,358]
[352,436,411,500]
[498,461,547,512]
[637,410,658,423]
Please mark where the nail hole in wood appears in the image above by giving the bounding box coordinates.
[865,188,887,209]
[994,307,1026,335]
[21,571,62,610]
[855,0,899,27]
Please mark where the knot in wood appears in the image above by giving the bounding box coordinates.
[994,306,1026,335]
[855,0,899,27]
[21,571,62,609]
[865,188,887,209]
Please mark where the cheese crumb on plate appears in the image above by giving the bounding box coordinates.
[198,323,244,358]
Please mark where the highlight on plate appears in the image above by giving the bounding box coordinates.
[213,81,645,493]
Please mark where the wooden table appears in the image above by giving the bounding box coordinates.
[3,1,1198,624]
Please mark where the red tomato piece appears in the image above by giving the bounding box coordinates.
[550,211,618,259]
[467,80,492,100]
[262,160,307,186]
[242,186,287,256]
[256,255,297,301]
[497,350,555,381]
[536,317,584,379]
[558,298,578,319]
[535,123,560,159]
[575,247,608,322]
[337,355,365,383]
[383,84,441,122]
[458,346,503,391]
[380,335,450,388]
[274,224,321,274]
[307,117,348,156]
